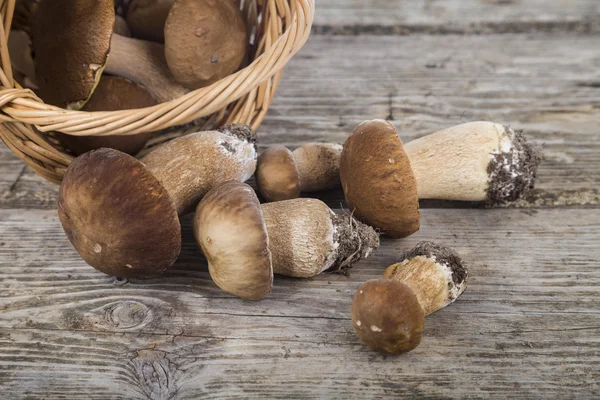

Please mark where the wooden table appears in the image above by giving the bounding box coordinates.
[1,1,599,398]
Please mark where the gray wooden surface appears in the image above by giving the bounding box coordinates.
[1,1,599,398]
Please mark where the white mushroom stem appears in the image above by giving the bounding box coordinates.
[107,34,189,103]
[404,121,542,204]
[261,199,379,278]
[294,143,343,192]
[141,125,257,215]
[383,242,468,316]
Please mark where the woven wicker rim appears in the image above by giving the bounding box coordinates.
[0,0,315,184]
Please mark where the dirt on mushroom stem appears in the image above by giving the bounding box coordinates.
[329,212,380,276]
[486,128,544,207]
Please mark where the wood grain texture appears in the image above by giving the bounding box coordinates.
[1,3,599,398]
[314,0,600,34]
[2,33,599,209]
[0,209,599,398]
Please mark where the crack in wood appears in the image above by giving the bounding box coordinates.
[311,18,600,36]
[8,165,27,193]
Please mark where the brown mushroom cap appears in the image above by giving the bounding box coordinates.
[255,146,301,202]
[57,76,158,155]
[164,0,248,89]
[193,182,273,300]
[126,0,174,43]
[58,148,181,278]
[352,279,424,355]
[32,0,115,109]
[339,119,420,238]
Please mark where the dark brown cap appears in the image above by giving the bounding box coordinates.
[32,0,115,109]
[352,279,424,355]
[58,148,181,278]
[340,120,420,238]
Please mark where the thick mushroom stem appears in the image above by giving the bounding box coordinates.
[404,122,543,205]
[383,242,468,316]
[127,0,174,43]
[294,143,343,193]
[107,34,189,103]
[141,125,257,216]
[261,199,379,278]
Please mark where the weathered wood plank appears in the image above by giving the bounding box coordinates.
[2,33,599,209]
[314,0,600,34]
[0,208,599,398]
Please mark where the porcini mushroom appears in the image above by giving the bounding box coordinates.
[404,121,543,205]
[32,0,187,109]
[256,143,343,202]
[339,120,542,237]
[340,119,421,239]
[352,242,468,355]
[164,0,248,89]
[383,241,468,315]
[352,279,424,355]
[194,182,379,299]
[56,76,158,155]
[58,125,257,278]
[193,182,273,300]
[127,0,174,43]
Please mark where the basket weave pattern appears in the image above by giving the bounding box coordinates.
[0,0,315,184]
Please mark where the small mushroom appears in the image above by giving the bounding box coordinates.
[340,119,421,239]
[32,0,187,109]
[194,182,379,299]
[352,242,468,355]
[126,0,174,43]
[352,279,424,355]
[404,121,543,205]
[58,125,257,278]
[383,242,468,315]
[56,76,158,156]
[164,0,248,89]
[256,143,343,202]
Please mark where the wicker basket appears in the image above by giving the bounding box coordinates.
[0,0,315,184]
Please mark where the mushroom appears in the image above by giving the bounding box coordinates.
[32,0,188,109]
[194,182,379,299]
[126,0,174,43]
[56,76,158,156]
[382,241,468,315]
[339,119,421,239]
[352,279,424,355]
[164,0,248,89]
[256,143,343,202]
[352,242,468,355]
[339,120,542,238]
[404,121,543,205]
[58,125,257,278]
